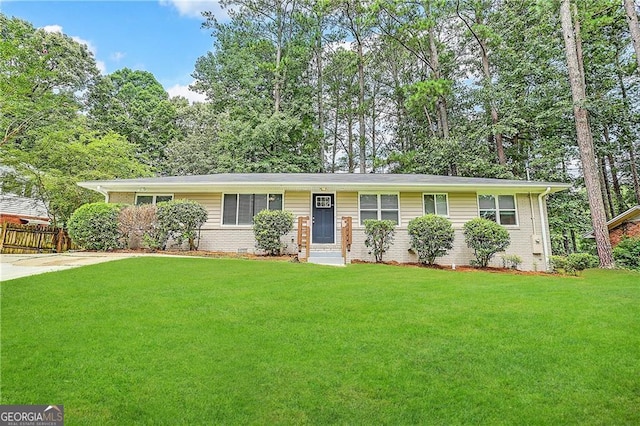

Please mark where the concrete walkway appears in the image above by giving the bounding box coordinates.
[0,252,138,281]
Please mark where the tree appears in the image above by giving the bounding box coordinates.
[88,68,178,169]
[624,0,640,74]
[559,0,614,268]
[1,120,151,225]
[0,14,99,146]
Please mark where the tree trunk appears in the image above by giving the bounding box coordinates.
[428,26,450,139]
[356,38,366,173]
[624,0,640,74]
[560,0,614,267]
[599,155,614,219]
[316,30,325,171]
[347,108,355,173]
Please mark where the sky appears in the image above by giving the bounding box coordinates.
[0,0,231,102]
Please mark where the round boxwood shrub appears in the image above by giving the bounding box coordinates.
[408,214,455,265]
[463,217,510,268]
[613,237,640,270]
[253,209,294,255]
[68,202,123,250]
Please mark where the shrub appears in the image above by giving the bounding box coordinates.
[118,204,158,249]
[567,252,599,273]
[253,209,294,255]
[68,202,123,251]
[463,218,510,268]
[407,215,454,265]
[501,254,523,270]
[613,237,640,270]
[550,253,599,275]
[156,200,208,250]
[364,219,396,263]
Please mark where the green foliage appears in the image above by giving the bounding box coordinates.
[550,253,599,275]
[613,237,640,270]
[87,68,179,168]
[155,200,208,250]
[68,202,123,251]
[252,210,295,255]
[501,254,523,270]
[407,214,454,265]
[364,219,396,263]
[463,218,511,268]
[1,121,151,225]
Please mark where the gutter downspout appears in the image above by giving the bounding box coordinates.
[538,187,552,271]
[96,185,109,203]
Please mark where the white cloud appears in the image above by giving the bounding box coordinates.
[159,0,227,20]
[42,25,63,34]
[110,51,126,62]
[166,82,207,104]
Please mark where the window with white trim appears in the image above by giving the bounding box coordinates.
[423,193,449,216]
[135,194,173,205]
[359,193,399,225]
[478,194,517,225]
[222,193,283,225]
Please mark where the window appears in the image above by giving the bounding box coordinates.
[478,194,517,225]
[135,194,173,205]
[423,193,449,216]
[223,193,283,225]
[359,194,399,225]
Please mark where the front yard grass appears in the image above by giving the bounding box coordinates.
[1,258,638,424]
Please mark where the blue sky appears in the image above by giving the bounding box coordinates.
[0,0,230,102]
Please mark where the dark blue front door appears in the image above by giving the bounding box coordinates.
[312,194,335,244]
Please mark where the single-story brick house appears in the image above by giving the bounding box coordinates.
[78,173,569,270]
[585,205,640,247]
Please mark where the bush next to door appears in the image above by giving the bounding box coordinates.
[364,219,396,263]
[463,218,510,268]
[253,210,294,255]
[68,202,123,250]
[408,215,455,265]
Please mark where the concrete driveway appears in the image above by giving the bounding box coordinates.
[0,252,137,281]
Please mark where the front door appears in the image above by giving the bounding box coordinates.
[312,194,335,244]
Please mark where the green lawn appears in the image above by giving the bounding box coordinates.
[1,258,639,425]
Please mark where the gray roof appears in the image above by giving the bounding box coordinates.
[0,193,49,218]
[78,173,570,194]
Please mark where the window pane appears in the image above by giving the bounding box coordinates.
[136,196,153,205]
[424,194,435,214]
[360,194,378,210]
[254,194,268,214]
[156,195,173,203]
[381,210,399,224]
[498,195,515,209]
[223,194,237,225]
[499,211,517,225]
[436,194,448,215]
[480,210,497,222]
[269,194,283,210]
[380,194,398,209]
[479,195,496,209]
[238,194,253,225]
[360,210,378,225]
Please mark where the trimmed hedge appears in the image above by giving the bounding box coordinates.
[364,219,396,263]
[253,210,294,255]
[463,218,510,268]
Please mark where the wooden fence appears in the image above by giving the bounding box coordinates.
[0,223,74,254]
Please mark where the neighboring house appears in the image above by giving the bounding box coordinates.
[0,193,50,225]
[585,205,640,247]
[78,173,569,270]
